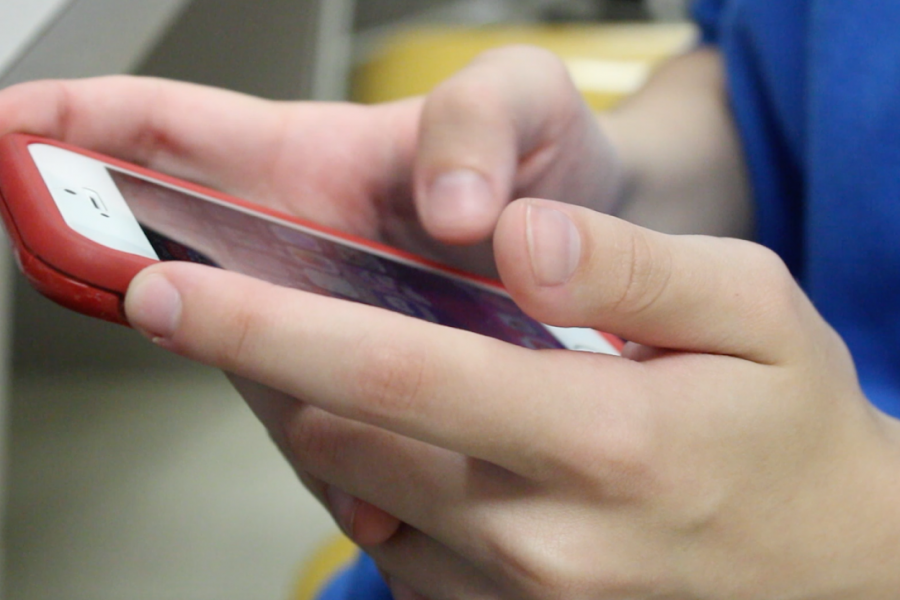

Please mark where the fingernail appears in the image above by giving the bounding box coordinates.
[325,485,358,538]
[526,203,581,286]
[126,273,182,339]
[352,502,402,546]
[426,169,493,229]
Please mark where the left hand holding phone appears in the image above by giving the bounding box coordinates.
[0,48,620,277]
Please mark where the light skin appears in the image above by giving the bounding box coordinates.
[1,46,899,599]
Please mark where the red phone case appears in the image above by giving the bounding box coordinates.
[0,134,149,323]
[0,134,508,321]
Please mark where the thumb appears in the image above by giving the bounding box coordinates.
[494,198,823,364]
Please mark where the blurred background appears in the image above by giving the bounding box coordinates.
[0,1,693,598]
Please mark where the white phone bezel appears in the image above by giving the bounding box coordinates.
[29,144,158,260]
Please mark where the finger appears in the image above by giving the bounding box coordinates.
[369,525,497,600]
[414,45,618,244]
[295,473,400,546]
[228,375,402,545]
[124,263,638,477]
[233,377,454,542]
[0,77,285,188]
[0,77,409,222]
[234,378,554,557]
[494,198,825,364]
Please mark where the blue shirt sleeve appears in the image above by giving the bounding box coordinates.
[316,553,392,600]
[691,0,726,44]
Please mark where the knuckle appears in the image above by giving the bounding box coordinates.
[596,435,658,498]
[743,242,795,292]
[483,519,642,599]
[427,71,503,121]
[427,45,573,121]
[205,282,296,375]
[733,240,802,317]
[348,335,431,422]
[608,227,673,317]
[482,525,569,595]
[574,416,659,499]
[281,406,345,470]
[476,44,567,75]
[214,297,270,371]
[479,45,579,103]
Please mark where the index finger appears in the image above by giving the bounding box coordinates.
[0,77,414,214]
[414,45,619,244]
[124,262,640,478]
[0,77,284,189]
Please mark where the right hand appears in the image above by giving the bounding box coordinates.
[0,45,621,277]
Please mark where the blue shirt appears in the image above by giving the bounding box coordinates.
[320,1,900,596]
[695,0,900,415]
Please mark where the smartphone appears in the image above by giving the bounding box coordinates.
[0,133,621,355]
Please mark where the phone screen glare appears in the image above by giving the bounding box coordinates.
[108,169,566,350]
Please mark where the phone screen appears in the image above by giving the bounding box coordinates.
[107,169,568,350]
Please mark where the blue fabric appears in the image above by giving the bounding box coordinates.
[319,2,900,596]
[316,552,391,600]
[693,0,900,416]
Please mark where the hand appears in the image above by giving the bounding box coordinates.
[124,198,900,599]
[0,45,617,276]
[1,47,623,572]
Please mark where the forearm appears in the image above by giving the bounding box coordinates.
[600,47,753,238]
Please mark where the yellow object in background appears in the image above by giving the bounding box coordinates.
[353,23,697,110]
[293,534,358,600]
